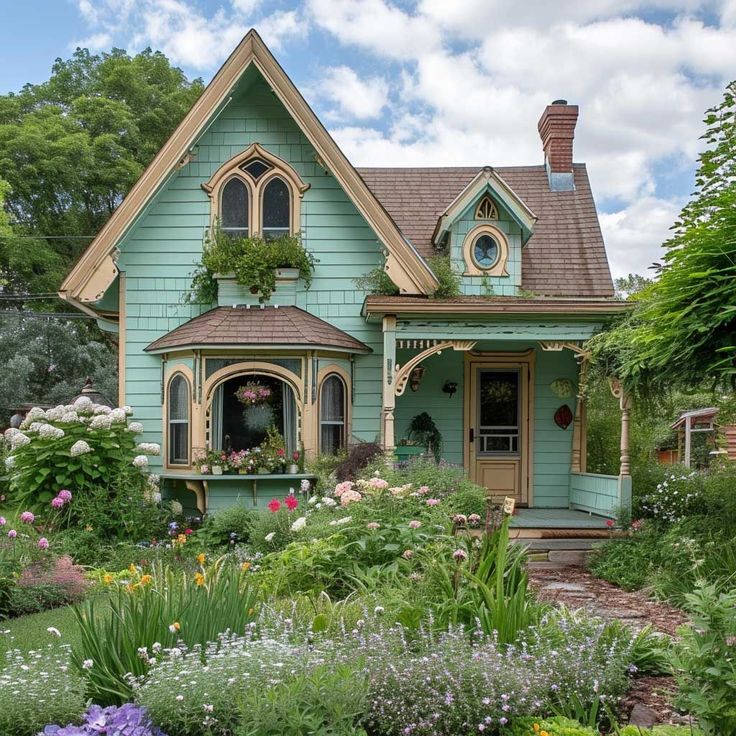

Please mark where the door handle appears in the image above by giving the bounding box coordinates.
[469,428,475,443]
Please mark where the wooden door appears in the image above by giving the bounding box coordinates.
[465,356,532,504]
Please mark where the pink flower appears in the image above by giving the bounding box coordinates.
[606,519,615,528]
[452,514,468,525]
[417,486,430,495]
[57,489,72,502]
[631,519,644,532]
[453,548,468,562]
[366,522,380,530]
[340,489,362,506]
[284,495,298,511]
[408,520,422,529]
[425,498,440,506]
[402,549,414,559]
[7,529,17,539]
[20,511,35,524]
[51,497,65,509]
[267,498,281,513]
[368,477,389,490]
[467,514,482,526]
[0,516,5,525]
[334,481,353,497]
[38,537,49,550]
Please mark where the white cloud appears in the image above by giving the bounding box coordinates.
[319,66,389,119]
[70,32,113,52]
[599,196,684,278]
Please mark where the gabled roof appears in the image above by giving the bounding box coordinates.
[145,305,371,354]
[59,30,437,316]
[358,164,615,298]
[431,167,537,245]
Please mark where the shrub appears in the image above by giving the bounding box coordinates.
[511,717,598,735]
[0,644,86,736]
[670,582,736,735]
[72,559,259,704]
[638,470,705,523]
[335,443,385,481]
[4,399,159,515]
[196,503,255,548]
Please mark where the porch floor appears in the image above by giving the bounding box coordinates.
[510,508,610,529]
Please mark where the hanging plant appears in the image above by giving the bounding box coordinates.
[235,381,272,406]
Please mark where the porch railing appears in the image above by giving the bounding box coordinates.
[569,472,629,518]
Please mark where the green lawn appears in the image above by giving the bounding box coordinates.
[0,603,82,655]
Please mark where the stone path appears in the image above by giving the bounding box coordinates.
[528,566,692,727]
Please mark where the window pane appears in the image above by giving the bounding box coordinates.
[169,423,189,465]
[170,375,189,421]
[320,376,345,422]
[479,371,518,427]
[262,177,290,237]
[321,424,344,456]
[473,234,499,268]
[242,159,271,180]
[221,178,249,236]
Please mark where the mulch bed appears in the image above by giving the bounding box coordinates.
[528,566,690,725]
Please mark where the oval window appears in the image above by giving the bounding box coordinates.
[472,234,499,269]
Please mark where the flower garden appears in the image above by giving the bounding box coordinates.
[0,398,717,735]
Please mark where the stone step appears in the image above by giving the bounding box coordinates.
[517,539,601,551]
[526,561,574,570]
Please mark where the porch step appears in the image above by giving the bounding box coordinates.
[523,539,601,551]
[517,537,605,566]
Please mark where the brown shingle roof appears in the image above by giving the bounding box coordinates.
[357,164,614,298]
[145,306,371,353]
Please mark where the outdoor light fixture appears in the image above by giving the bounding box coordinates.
[442,381,458,398]
[409,365,426,392]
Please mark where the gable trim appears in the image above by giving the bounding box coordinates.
[432,167,538,246]
[59,30,437,314]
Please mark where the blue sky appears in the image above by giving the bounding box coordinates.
[3,0,736,278]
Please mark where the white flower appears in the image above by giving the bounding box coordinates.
[46,627,61,637]
[321,496,337,507]
[308,495,318,505]
[203,704,214,713]
[176,695,184,701]
[27,407,47,421]
[89,414,112,430]
[122,405,133,415]
[329,516,352,526]
[39,424,65,439]
[147,474,160,486]
[45,406,66,421]
[73,396,93,411]
[290,516,307,532]
[170,500,183,515]
[109,408,127,423]
[82,659,93,669]
[132,455,149,468]
[60,411,79,424]
[10,432,30,449]
[300,479,310,492]
[70,440,92,457]
[5,455,15,470]
[3,427,20,439]
[127,421,144,433]
[136,442,161,456]
[374,606,385,615]
[93,404,112,415]
[27,422,43,433]
[152,642,162,654]
[265,532,276,542]
[152,492,162,504]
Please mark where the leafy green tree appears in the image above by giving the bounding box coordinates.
[0,47,203,294]
[613,273,652,299]
[0,315,117,419]
[591,81,736,390]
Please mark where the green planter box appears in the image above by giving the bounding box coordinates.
[394,445,427,462]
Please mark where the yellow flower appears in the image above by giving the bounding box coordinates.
[197,553,206,565]
[532,726,540,734]
[102,573,114,585]
[540,731,550,736]
[169,622,180,633]
[241,561,251,572]
[177,534,187,545]
[194,572,205,587]
[128,563,138,575]
[140,574,153,586]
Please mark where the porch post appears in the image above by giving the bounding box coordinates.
[684,414,692,468]
[571,356,588,473]
[381,315,397,450]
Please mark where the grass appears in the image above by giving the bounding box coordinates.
[1,603,84,655]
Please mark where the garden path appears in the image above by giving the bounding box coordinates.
[529,566,691,728]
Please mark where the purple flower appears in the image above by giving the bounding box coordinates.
[7,529,17,539]
[452,548,468,562]
[0,516,5,525]
[20,511,35,524]
[58,489,72,501]
[43,703,167,736]
[51,496,65,509]
[38,537,50,550]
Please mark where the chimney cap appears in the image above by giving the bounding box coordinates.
[551,99,568,105]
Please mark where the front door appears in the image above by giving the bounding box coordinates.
[465,355,533,504]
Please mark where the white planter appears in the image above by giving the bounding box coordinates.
[211,465,223,476]
[275,267,299,281]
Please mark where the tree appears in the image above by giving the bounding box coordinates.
[613,273,652,299]
[0,47,203,295]
[591,81,736,391]
[0,314,117,420]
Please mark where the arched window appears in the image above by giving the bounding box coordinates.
[221,178,249,237]
[475,195,498,220]
[320,374,346,454]
[168,374,190,465]
[262,177,291,240]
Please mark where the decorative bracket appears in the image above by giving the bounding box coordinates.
[539,341,591,362]
[394,340,476,396]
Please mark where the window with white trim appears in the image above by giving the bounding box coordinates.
[320,374,346,454]
[168,374,190,465]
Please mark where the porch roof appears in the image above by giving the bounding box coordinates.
[363,295,629,320]
[144,305,371,354]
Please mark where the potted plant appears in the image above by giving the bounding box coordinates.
[287,451,300,475]
[189,229,314,304]
[406,412,443,461]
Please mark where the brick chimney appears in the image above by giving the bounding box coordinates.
[537,99,578,191]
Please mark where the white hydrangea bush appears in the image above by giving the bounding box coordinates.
[3,397,161,511]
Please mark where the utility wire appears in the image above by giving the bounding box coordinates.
[0,234,97,239]
[0,309,96,320]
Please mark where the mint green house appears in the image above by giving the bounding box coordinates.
[60,31,630,522]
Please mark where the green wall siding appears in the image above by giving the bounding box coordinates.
[449,193,522,297]
[117,72,385,468]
